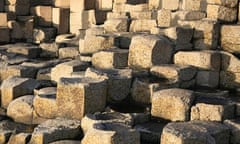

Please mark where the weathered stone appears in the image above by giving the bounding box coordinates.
[151,88,195,121]
[85,26,105,37]
[151,64,197,82]
[221,51,240,73]
[53,0,70,8]
[172,10,206,22]
[0,13,8,27]
[7,95,34,124]
[33,87,57,119]
[174,51,221,71]
[33,27,56,44]
[31,6,52,27]
[85,68,132,102]
[207,4,237,22]
[221,25,240,54]
[191,96,235,121]
[50,140,80,144]
[107,12,129,19]
[207,0,238,7]
[0,27,10,43]
[1,76,38,108]
[104,18,129,32]
[30,118,82,144]
[124,3,149,12]
[70,0,95,12]
[96,0,113,10]
[157,9,171,27]
[161,0,179,10]
[128,34,173,70]
[6,43,41,58]
[92,48,129,69]
[39,42,59,58]
[161,122,214,144]
[134,122,166,144]
[81,122,140,144]
[8,133,31,144]
[58,47,79,59]
[181,0,207,11]
[148,0,161,10]
[79,35,114,55]
[224,119,240,144]
[52,8,70,34]
[57,77,107,120]
[81,112,134,134]
[220,71,240,89]
[51,60,89,82]
[196,70,219,88]
[55,34,79,47]
[129,19,157,32]
[114,32,137,49]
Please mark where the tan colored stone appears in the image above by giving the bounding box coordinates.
[171,11,206,26]
[148,0,161,10]
[207,4,237,22]
[129,19,157,32]
[53,0,70,8]
[107,12,129,19]
[57,77,107,120]
[33,87,57,119]
[0,13,7,27]
[85,68,132,102]
[181,0,207,11]
[70,0,95,12]
[151,88,195,121]
[32,6,52,27]
[221,25,240,53]
[7,43,41,58]
[128,34,173,70]
[30,118,82,144]
[207,0,238,7]
[8,133,31,144]
[151,64,197,82]
[92,48,128,69]
[130,11,157,20]
[220,71,240,89]
[174,51,221,71]
[7,95,34,124]
[124,4,149,12]
[161,0,179,10]
[220,51,240,73]
[96,0,113,10]
[51,60,89,82]
[81,122,140,144]
[58,47,79,59]
[157,9,171,27]
[1,76,38,108]
[104,18,129,32]
[79,35,114,55]
[52,8,70,34]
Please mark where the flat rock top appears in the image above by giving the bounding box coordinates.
[1,76,37,88]
[59,77,106,85]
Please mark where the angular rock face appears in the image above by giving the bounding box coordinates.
[151,88,195,121]
[128,34,173,70]
[57,77,107,120]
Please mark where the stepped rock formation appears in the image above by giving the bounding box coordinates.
[0,0,240,143]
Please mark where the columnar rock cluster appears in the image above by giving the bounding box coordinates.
[0,0,240,144]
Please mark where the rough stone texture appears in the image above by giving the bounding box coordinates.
[181,0,207,11]
[0,76,38,108]
[191,96,235,121]
[161,0,179,10]
[224,119,240,144]
[161,121,230,144]
[81,112,134,134]
[151,88,195,121]
[207,0,239,7]
[58,47,79,59]
[207,4,237,22]
[79,34,114,55]
[174,51,221,71]
[33,27,56,44]
[157,9,171,27]
[33,87,57,119]
[8,133,31,144]
[221,25,240,54]
[150,64,197,82]
[85,68,132,102]
[92,48,129,69]
[6,43,41,58]
[128,34,173,70]
[81,122,140,144]
[51,60,89,82]
[7,95,34,125]
[104,18,129,32]
[129,19,157,32]
[57,77,107,120]
[30,118,82,144]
